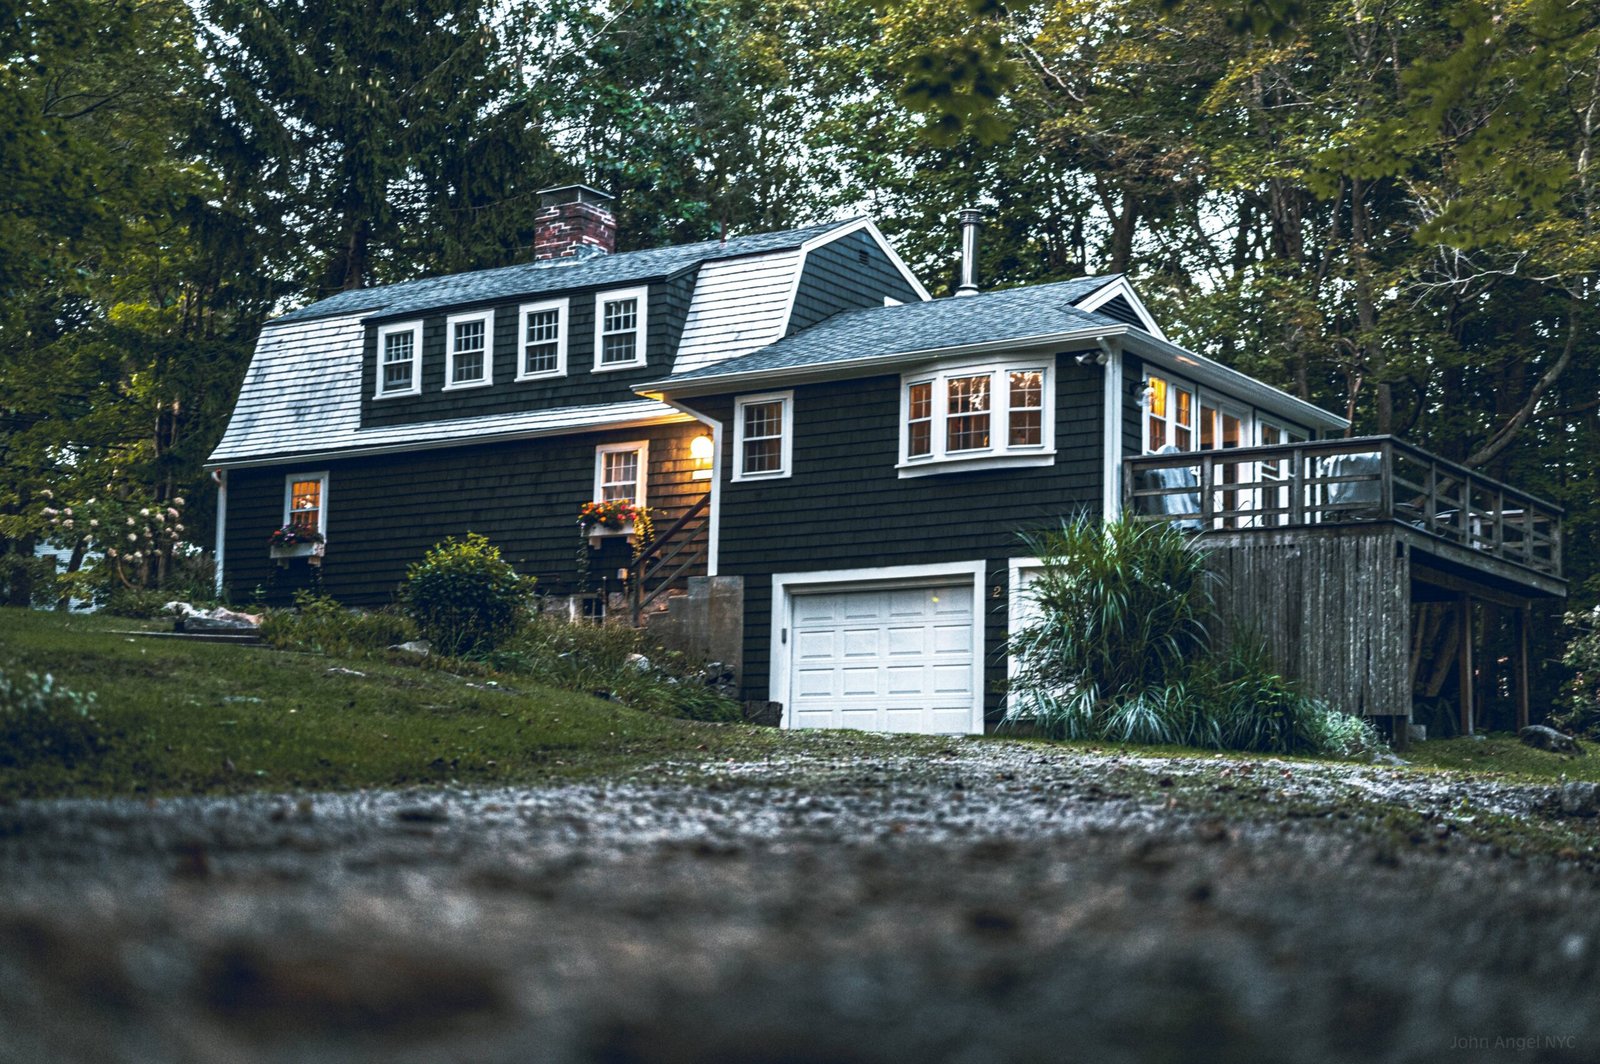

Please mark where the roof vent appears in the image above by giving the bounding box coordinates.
[955,207,982,297]
[534,184,616,261]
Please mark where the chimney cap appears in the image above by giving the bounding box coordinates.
[537,183,615,210]
[957,206,985,225]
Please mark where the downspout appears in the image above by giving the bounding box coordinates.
[1098,339,1124,521]
[211,467,227,599]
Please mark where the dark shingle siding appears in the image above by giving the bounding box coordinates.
[788,228,923,333]
[683,357,1103,720]
[661,277,1122,387]
[360,275,696,428]
[272,219,856,326]
[224,423,706,607]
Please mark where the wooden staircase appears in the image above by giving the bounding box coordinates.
[630,494,711,626]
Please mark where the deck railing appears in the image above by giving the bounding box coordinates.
[1123,436,1562,578]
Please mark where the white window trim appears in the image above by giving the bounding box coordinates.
[516,298,568,381]
[732,390,794,482]
[374,321,422,399]
[594,440,650,506]
[769,560,988,736]
[444,309,495,391]
[592,286,650,373]
[896,356,1056,478]
[281,471,329,538]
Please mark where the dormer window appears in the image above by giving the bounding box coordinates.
[374,321,421,398]
[446,310,494,390]
[593,286,648,372]
[898,359,1056,477]
[517,299,567,380]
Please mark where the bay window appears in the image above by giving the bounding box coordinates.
[898,361,1055,474]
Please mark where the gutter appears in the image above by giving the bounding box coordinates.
[207,407,694,471]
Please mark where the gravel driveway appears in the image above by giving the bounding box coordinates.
[3,741,1597,1063]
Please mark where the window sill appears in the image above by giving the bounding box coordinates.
[896,450,1056,479]
[373,387,420,400]
[515,370,565,382]
[442,379,492,392]
[591,360,647,374]
[732,469,790,483]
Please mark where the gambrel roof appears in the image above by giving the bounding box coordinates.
[209,216,929,467]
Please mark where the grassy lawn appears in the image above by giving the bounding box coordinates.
[4,606,1594,800]
[1404,733,1597,782]
[0,607,815,799]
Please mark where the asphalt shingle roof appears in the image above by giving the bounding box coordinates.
[272,218,858,324]
[656,275,1121,386]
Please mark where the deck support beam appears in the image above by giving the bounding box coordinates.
[1457,593,1474,736]
[1516,605,1532,732]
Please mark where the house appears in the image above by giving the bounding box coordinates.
[209,189,1564,740]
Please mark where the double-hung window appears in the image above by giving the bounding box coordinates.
[446,310,494,389]
[899,361,1055,475]
[517,299,567,379]
[283,472,328,537]
[734,392,793,480]
[595,441,648,505]
[593,286,648,371]
[374,321,421,398]
[1143,373,1196,452]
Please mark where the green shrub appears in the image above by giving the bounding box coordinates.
[491,615,741,722]
[1552,606,1600,737]
[1007,515,1381,759]
[402,533,531,656]
[0,553,60,608]
[0,668,105,768]
[260,591,417,656]
[1011,516,1212,708]
[100,586,183,619]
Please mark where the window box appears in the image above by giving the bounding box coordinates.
[584,521,636,548]
[269,540,326,565]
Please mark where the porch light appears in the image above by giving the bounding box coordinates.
[690,433,714,480]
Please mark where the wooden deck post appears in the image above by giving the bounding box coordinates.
[1516,606,1532,732]
[1457,593,1474,736]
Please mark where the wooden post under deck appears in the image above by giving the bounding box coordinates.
[1457,593,1474,736]
[1516,606,1532,732]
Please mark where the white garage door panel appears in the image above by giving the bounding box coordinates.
[787,581,977,735]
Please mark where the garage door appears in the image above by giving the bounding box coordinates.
[788,582,977,735]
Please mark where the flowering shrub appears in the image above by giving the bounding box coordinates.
[578,499,641,530]
[268,524,325,547]
[41,482,193,593]
[1552,605,1600,737]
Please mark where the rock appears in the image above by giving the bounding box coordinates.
[325,667,365,677]
[1556,782,1600,817]
[395,804,449,824]
[626,652,652,671]
[168,602,262,628]
[1519,724,1582,756]
[1406,724,1427,744]
[1371,752,1410,767]
[389,640,431,657]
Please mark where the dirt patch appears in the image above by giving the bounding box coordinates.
[1,744,1596,1062]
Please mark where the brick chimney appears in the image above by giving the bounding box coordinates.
[533,184,616,261]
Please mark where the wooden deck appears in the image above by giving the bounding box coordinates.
[1123,437,1564,732]
[1123,436,1564,598]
